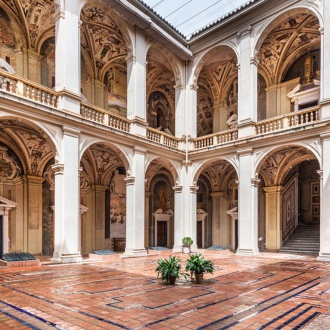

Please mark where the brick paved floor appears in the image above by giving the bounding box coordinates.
[0,251,330,329]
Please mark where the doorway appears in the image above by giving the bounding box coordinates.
[197,221,203,248]
[157,221,167,247]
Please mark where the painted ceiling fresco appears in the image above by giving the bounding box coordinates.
[80,3,127,74]
[197,47,238,137]
[258,14,320,84]
[259,146,317,186]
[81,143,124,185]
[147,47,176,133]
[0,119,54,176]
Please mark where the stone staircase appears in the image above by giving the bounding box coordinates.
[279,224,320,255]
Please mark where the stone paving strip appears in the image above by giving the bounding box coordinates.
[0,252,329,329]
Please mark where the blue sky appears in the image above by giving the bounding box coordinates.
[142,0,249,38]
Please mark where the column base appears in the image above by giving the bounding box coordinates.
[317,252,330,262]
[236,248,260,257]
[51,252,83,263]
[122,248,148,258]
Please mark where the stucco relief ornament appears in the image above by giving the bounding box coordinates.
[0,145,21,180]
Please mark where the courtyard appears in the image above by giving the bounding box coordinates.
[0,251,330,329]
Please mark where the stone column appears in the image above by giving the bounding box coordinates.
[210,191,229,246]
[318,133,330,261]
[94,185,107,250]
[172,185,183,252]
[187,83,198,138]
[54,0,81,112]
[51,127,82,263]
[237,27,258,138]
[123,147,147,257]
[27,50,42,84]
[210,192,221,246]
[94,80,105,108]
[26,176,44,254]
[212,104,222,133]
[189,183,199,251]
[236,149,260,256]
[145,191,150,248]
[320,3,330,117]
[174,83,185,138]
[126,29,148,135]
[264,186,283,251]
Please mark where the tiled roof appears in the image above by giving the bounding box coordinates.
[134,0,265,41]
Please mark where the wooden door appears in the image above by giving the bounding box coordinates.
[197,221,203,248]
[157,221,167,247]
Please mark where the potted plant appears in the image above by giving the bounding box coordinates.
[182,237,193,253]
[185,253,214,284]
[155,255,188,285]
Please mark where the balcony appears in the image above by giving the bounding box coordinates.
[0,70,322,152]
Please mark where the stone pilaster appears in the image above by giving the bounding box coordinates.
[26,176,44,254]
[318,134,330,261]
[126,29,148,136]
[236,149,260,256]
[264,186,283,251]
[123,147,147,257]
[54,1,81,113]
[172,185,183,252]
[237,27,258,138]
[51,127,82,263]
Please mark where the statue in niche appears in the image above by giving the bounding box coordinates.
[304,53,314,84]
[159,185,166,211]
[107,68,114,93]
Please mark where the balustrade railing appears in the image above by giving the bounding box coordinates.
[81,103,131,132]
[0,69,58,107]
[146,127,179,148]
[194,129,238,149]
[255,106,320,135]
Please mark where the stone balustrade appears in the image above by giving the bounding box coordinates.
[255,106,320,135]
[194,129,238,149]
[0,69,58,107]
[81,103,131,132]
[146,127,179,148]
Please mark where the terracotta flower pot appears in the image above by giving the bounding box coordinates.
[195,272,203,284]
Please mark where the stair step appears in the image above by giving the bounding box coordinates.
[279,225,320,255]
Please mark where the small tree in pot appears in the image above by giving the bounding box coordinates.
[185,254,214,284]
[155,255,188,285]
[182,237,193,253]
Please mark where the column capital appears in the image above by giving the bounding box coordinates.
[317,170,323,179]
[263,186,283,193]
[210,191,223,198]
[251,177,260,187]
[26,175,45,184]
[51,163,64,175]
[125,53,136,64]
[237,147,253,156]
[237,25,252,38]
[190,185,199,194]
[134,146,147,154]
[172,185,183,193]
[190,83,198,91]
[124,176,135,185]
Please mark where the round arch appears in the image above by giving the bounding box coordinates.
[146,42,183,85]
[145,155,180,186]
[191,42,239,85]
[193,156,239,184]
[79,138,131,171]
[253,5,323,57]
